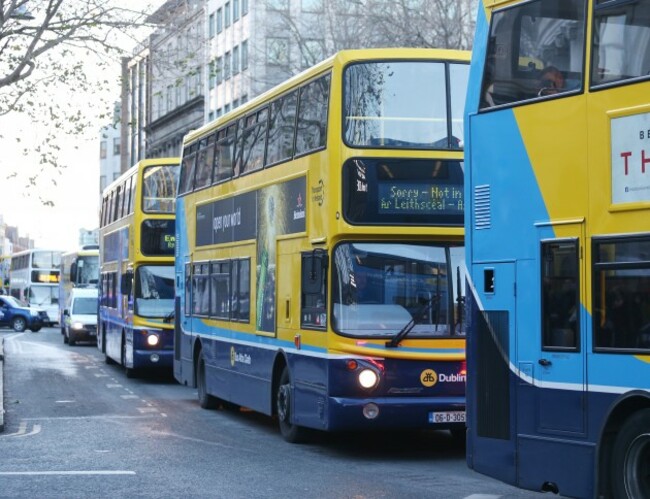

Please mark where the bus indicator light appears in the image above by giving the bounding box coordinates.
[346,359,358,370]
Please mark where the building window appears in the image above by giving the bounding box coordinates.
[224,103,231,114]
[268,0,289,11]
[209,13,215,37]
[241,94,248,104]
[217,7,223,33]
[302,0,323,12]
[166,84,173,113]
[242,40,248,70]
[302,39,323,68]
[217,107,222,117]
[233,0,240,21]
[209,59,216,88]
[209,111,215,121]
[267,37,289,66]
[113,138,120,156]
[175,81,182,106]
[242,0,248,15]
[100,140,107,159]
[233,45,240,75]
[225,51,231,80]
[216,56,223,85]
[225,2,231,27]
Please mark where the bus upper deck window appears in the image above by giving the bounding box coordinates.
[480,0,586,109]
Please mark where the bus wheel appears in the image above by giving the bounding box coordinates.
[276,367,309,443]
[11,317,27,332]
[612,409,650,499]
[197,354,218,409]
[122,339,135,379]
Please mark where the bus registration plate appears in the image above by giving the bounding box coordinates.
[428,411,466,424]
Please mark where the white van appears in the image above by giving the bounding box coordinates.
[63,287,98,346]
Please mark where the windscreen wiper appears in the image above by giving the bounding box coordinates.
[385,295,438,348]
[163,309,175,323]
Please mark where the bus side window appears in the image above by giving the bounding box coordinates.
[301,251,328,329]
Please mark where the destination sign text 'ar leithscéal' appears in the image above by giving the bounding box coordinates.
[377,183,464,215]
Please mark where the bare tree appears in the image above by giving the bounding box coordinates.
[249,0,476,92]
[0,0,161,200]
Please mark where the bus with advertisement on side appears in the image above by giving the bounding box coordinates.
[98,158,179,377]
[174,48,470,442]
[9,248,63,326]
[464,0,650,497]
[58,245,100,334]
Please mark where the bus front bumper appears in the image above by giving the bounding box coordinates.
[325,395,466,431]
[133,349,173,369]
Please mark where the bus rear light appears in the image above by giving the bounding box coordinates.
[460,360,467,376]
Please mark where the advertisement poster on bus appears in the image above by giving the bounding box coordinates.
[611,111,650,205]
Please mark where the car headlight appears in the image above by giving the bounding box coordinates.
[71,322,85,330]
[30,310,39,317]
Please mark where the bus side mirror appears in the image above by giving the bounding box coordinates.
[120,270,133,295]
[70,262,77,283]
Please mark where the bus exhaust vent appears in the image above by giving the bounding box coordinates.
[474,185,491,230]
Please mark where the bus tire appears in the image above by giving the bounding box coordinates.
[276,367,309,443]
[611,408,650,499]
[197,354,218,409]
[11,316,27,332]
[105,354,116,365]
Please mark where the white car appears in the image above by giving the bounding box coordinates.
[63,287,98,346]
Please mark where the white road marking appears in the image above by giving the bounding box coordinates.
[21,414,165,421]
[137,407,158,414]
[14,424,41,438]
[0,471,136,476]
[120,395,139,399]
[0,421,41,438]
[106,384,123,388]
[94,373,109,377]
[55,400,75,404]
[463,495,502,499]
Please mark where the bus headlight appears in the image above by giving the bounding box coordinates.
[358,368,379,389]
[146,334,160,347]
[71,322,85,330]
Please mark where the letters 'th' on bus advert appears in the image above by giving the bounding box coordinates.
[611,111,650,205]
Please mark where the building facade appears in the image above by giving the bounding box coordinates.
[99,102,122,195]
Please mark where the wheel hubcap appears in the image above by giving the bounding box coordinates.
[278,384,290,422]
[624,432,650,497]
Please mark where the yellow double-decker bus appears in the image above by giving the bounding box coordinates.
[98,158,179,377]
[174,48,470,441]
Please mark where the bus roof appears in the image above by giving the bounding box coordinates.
[183,47,471,146]
[101,157,180,198]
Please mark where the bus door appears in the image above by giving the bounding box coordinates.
[534,229,586,436]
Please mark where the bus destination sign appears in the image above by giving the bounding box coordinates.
[378,183,464,215]
[31,270,60,284]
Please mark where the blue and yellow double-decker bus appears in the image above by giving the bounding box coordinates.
[174,48,470,441]
[465,0,650,497]
[98,158,179,377]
